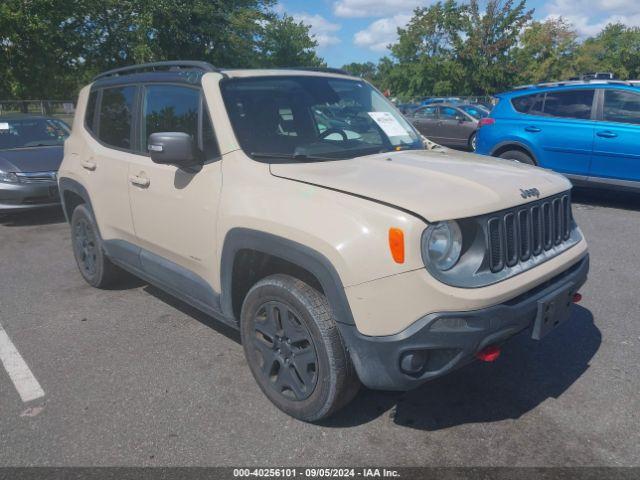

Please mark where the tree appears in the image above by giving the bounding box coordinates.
[259,15,325,67]
[457,0,534,94]
[571,23,640,80]
[0,0,325,100]
[514,18,578,84]
[0,0,86,100]
[341,62,378,81]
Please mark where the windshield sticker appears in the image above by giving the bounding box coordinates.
[367,112,408,137]
[0,122,9,131]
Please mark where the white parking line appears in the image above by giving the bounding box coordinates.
[0,322,45,402]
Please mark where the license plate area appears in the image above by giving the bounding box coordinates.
[531,283,576,340]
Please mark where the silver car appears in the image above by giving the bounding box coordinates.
[0,115,69,212]
[407,103,489,151]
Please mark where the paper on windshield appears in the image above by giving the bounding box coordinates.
[0,122,9,131]
[367,112,409,137]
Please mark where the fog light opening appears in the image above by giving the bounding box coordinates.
[400,350,428,375]
[572,292,582,303]
[476,345,501,362]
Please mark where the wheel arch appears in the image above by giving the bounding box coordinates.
[58,177,95,224]
[220,228,355,326]
[490,141,538,165]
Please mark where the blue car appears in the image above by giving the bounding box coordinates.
[476,81,640,192]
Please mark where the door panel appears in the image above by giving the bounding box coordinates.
[590,89,640,182]
[80,86,137,243]
[436,107,470,145]
[529,89,595,175]
[409,106,439,140]
[128,84,223,288]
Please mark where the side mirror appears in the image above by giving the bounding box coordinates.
[148,132,200,167]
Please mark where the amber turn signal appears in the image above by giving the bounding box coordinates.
[388,228,405,264]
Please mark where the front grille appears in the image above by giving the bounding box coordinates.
[488,193,573,273]
[15,171,57,183]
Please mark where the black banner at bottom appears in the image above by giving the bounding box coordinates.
[0,467,638,480]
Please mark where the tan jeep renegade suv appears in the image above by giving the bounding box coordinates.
[59,61,589,421]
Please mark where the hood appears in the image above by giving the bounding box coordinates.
[270,148,571,222]
[0,146,63,173]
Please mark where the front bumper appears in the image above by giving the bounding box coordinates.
[338,255,589,391]
[0,181,61,212]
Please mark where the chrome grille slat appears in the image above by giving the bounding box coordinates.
[487,193,573,274]
[15,171,57,183]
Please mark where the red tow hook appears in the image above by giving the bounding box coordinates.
[572,292,583,303]
[476,345,501,362]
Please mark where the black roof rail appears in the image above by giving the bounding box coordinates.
[283,67,351,76]
[512,79,635,90]
[93,61,218,81]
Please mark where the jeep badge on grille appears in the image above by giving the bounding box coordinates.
[520,188,540,199]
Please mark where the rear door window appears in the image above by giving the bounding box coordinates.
[603,89,640,125]
[439,106,462,120]
[414,106,437,118]
[98,86,136,149]
[542,90,594,120]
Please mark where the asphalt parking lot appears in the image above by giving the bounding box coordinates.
[0,188,639,467]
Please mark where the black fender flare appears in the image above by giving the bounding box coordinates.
[490,141,539,164]
[220,228,355,326]
[58,177,95,223]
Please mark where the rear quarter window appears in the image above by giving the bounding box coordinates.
[511,94,539,113]
[543,89,594,120]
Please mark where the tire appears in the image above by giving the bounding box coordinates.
[70,204,123,288]
[498,149,535,165]
[240,274,360,422]
[469,132,477,151]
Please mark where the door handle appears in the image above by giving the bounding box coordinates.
[597,130,618,138]
[80,159,97,171]
[129,174,150,188]
[525,126,541,133]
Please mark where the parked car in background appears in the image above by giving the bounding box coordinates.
[476,80,640,192]
[407,103,484,150]
[0,115,70,212]
[396,103,420,115]
[420,96,461,106]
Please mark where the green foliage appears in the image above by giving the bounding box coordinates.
[344,2,640,99]
[0,0,324,100]
[259,14,325,68]
[342,62,378,82]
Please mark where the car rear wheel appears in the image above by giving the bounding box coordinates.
[240,274,360,422]
[498,149,535,165]
[469,132,477,151]
[71,204,123,288]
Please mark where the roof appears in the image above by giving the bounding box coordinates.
[498,79,640,97]
[92,61,357,83]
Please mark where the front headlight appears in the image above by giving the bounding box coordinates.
[422,221,463,271]
[0,172,19,183]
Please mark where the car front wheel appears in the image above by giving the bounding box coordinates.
[240,274,360,422]
[498,149,535,165]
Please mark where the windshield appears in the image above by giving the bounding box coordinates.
[0,118,70,150]
[459,105,489,119]
[221,76,423,160]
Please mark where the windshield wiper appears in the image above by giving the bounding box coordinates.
[250,152,341,162]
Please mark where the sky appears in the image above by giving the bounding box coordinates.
[280,0,640,67]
